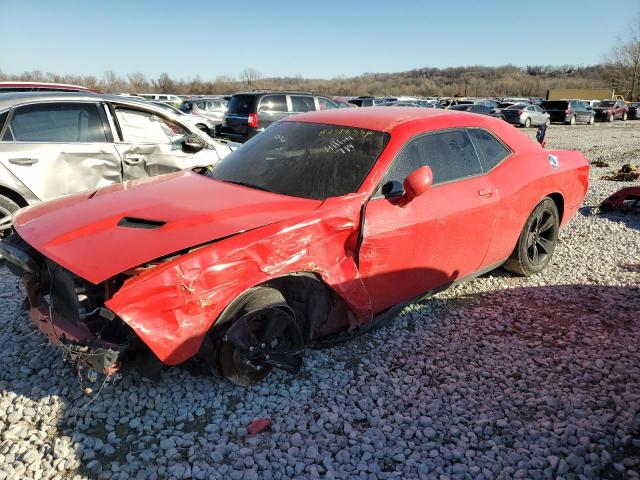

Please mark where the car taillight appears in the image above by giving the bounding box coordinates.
[247,113,258,128]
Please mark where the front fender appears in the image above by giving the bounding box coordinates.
[105,199,371,364]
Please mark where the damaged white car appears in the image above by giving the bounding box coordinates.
[0,92,237,236]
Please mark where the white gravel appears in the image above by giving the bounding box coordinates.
[0,122,639,480]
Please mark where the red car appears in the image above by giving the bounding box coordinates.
[1,108,589,385]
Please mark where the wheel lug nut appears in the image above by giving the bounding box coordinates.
[260,343,266,348]
[265,355,270,360]
[249,346,255,352]
[256,365,262,371]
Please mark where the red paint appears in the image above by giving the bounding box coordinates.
[13,109,589,365]
[246,419,271,435]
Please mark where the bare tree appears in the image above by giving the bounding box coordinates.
[239,68,262,86]
[153,73,175,93]
[127,72,149,92]
[604,15,640,100]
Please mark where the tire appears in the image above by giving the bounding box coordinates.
[504,198,559,277]
[524,117,531,128]
[569,115,576,125]
[622,112,628,121]
[215,287,304,386]
[0,194,20,240]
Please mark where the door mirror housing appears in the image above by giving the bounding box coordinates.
[403,166,433,202]
[182,135,205,153]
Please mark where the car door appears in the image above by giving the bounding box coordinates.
[0,101,121,202]
[358,128,499,313]
[111,105,220,180]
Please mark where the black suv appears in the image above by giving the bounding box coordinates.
[217,91,339,142]
[540,100,594,125]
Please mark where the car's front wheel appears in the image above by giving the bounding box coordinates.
[524,117,531,128]
[504,198,559,276]
[215,287,304,386]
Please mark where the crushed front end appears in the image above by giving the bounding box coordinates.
[1,231,135,375]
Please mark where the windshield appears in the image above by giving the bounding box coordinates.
[212,122,389,200]
[506,105,525,110]
[598,101,615,107]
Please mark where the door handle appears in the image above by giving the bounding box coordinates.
[478,188,493,198]
[8,157,38,166]
[123,155,145,166]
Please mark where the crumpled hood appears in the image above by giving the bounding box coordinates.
[13,171,321,284]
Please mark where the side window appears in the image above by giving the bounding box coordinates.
[115,108,188,143]
[4,103,107,143]
[468,129,511,171]
[318,97,338,110]
[379,129,483,194]
[258,95,287,112]
[526,106,534,111]
[290,96,316,112]
[0,111,8,139]
[196,101,205,109]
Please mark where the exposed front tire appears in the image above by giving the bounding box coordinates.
[524,117,531,128]
[504,198,559,277]
[215,287,304,386]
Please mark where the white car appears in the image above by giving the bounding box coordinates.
[151,101,216,135]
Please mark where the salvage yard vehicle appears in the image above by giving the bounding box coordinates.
[540,100,594,125]
[1,108,589,386]
[0,92,235,236]
[628,102,640,120]
[150,101,216,135]
[179,97,228,126]
[218,91,340,143]
[501,104,550,127]
[0,81,99,93]
[593,100,629,122]
[449,104,495,116]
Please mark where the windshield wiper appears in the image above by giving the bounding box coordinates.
[221,179,275,193]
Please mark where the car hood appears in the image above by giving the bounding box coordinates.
[13,171,322,284]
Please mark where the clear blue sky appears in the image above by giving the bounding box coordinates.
[2,0,637,80]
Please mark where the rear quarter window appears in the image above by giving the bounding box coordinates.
[290,96,316,112]
[468,129,511,171]
[258,95,287,112]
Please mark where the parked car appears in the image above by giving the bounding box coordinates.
[0,92,235,236]
[347,96,383,107]
[217,91,339,143]
[491,101,520,116]
[135,94,183,106]
[628,102,640,120]
[540,100,594,125]
[150,101,216,134]
[448,104,494,115]
[1,108,589,385]
[501,104,550,127]
[180,97,228,125]
[331,98,357,108]
[593,100,629,122]
[0,82,99,93]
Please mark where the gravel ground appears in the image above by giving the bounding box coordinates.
[0,121,639,480]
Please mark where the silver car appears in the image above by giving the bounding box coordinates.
[180,98,227,125]
[150,101,216,135]
[0,92,236,236]
[501,104,550,128]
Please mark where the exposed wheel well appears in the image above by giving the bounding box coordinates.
[547,193,564,223]
[0,187,28,208]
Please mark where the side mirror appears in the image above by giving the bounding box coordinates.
[182,135,205,153]
[402,166,433,202]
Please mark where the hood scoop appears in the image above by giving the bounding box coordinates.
[117,217,166,230]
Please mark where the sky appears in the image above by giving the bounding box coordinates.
[1,0,637,80]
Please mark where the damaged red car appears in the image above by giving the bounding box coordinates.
[1,108,589,385]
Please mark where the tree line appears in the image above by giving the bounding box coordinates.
[1,16,638,100]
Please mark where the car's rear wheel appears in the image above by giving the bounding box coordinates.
[524,117,531,128]
[216,287,304,386]
[0,194,20,241]
[569,115,576,125]
[504,198,559,276]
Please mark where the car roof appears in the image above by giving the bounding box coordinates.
[0,81,98,92]
[283,106,541,153]
[0,92,181,116]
